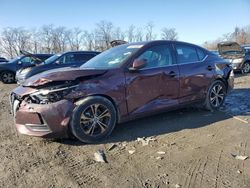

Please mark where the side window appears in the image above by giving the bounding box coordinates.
[64,54,75,64]
[196,48,206,61]
[21,57,33,63]
[136,45,173,69]
[58,54,75,64]
[75,54,96,62]
[176,45,199,64]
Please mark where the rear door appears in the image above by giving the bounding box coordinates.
[174,43,214,104]
[125,44,180,116]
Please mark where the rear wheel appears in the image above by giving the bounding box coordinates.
[0,71,15,84]
[241,62,250,74]
[70,96,117,143]
[204,80,226,111]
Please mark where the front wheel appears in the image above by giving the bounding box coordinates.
[241,62,250,74]
[204,80,226,111]
[70,96,117,143]
[0,71,15,84]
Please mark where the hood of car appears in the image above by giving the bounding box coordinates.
[22,67,107,87]
[218,42,244,57]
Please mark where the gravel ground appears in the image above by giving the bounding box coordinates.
[0,74,250,188]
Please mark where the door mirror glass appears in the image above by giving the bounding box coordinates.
[129,59,147,71]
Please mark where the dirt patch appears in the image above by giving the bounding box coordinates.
[0,74,250,188]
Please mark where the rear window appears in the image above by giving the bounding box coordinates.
[176,44,199,64]
[196,48,206,61]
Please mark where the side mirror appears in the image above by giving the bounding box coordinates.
[55,60,60,65]
[129,59,147,72]
[17,61,22,65]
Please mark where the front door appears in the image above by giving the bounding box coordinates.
[125,44,180,116]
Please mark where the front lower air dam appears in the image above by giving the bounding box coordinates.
[14,99,75,138]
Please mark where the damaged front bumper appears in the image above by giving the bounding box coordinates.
[10,93,75,138]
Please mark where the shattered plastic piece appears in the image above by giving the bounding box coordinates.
[231,154,249,160]
[156,156,163,160]
[128,150,135,154]
[157,151,165,155]
[232,116,249,124]
[122,142,127,147]
[175,184,181,188]
[137,137,156,146]
[107,144,117,151]
[94,150,107,163]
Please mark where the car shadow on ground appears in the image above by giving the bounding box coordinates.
[58,88,250,146]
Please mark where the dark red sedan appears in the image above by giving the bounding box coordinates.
[10,40,234,143]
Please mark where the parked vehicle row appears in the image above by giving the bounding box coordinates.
[16,51,100,84]
[0,53,52,84]
[10,40,234,143]
[0,50,100,84]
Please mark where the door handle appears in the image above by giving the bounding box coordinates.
[168,71,177,77]
[207,65,214,71]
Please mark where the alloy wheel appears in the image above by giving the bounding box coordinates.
[242,63,250,74]
[210,84,225,107]
[2,72,14,83]
[80,104,111,136]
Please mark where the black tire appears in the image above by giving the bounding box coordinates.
[204,80,226,111]
[0,71,15,84]
[241,62,250,74]
[70,96,117,143]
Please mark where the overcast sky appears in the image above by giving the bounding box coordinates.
[0,0,249,44]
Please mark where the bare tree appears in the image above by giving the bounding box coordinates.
[127,25,135,42]
[232,26,248,44]
[0,27,31,58]
[83,30,95,51]
[95,20,114,50]
[135,27,144,42]
[161,27,178,40]
[145,22,155,41]
[52,26,69,52]
[39,25,54,53]
[113,27,125,41]
[67,27,83,51]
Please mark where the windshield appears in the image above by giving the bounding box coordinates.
[80,44,144,69]
[44,54,61,64]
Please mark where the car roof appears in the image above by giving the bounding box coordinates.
[62,51,100,54]
[32,54,53,56]
[124,40,207,51]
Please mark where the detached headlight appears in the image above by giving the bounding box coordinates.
[232,58,243,64]
[29,84,79,104]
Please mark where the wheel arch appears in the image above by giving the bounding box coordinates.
[214,77,228,91]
